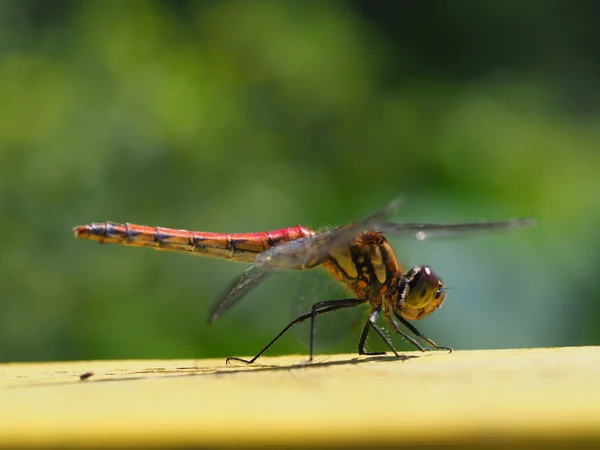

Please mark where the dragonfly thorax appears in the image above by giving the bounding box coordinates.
[396,265,446,321]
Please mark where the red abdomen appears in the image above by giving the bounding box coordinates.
[74,222,316,263]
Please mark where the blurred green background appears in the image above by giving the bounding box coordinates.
[1,1,599,362]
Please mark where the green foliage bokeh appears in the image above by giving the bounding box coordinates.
[1,1,599,362]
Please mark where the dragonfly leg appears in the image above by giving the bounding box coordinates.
[383,305,428,352]
[307,298,366,362]
[393,311,452,353]
[357,306,402,358]
[226,298,365,365]
[357,317,385,356]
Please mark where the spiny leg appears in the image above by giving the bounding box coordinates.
[357,306,402,358]
[226,298,365,365]
[383,305,428,352]
[357,316,385,356]
[393,311,452,352]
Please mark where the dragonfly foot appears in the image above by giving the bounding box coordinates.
[225,357,254,365]
[359,350,387,356]
[423,345,453,353]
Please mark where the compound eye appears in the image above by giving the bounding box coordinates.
[404,266,444,309]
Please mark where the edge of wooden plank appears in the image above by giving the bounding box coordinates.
[1,347,599,448]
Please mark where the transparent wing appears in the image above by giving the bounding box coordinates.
[208,196,403,324]
[379,217,536,240]
[208,197,536,324]
[255,196,404,269]
[291,266,366,352]
[207,264,270,324]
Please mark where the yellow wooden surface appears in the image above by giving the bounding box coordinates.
[1,346,599,448]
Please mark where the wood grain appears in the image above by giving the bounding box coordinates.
[1,346,599,448]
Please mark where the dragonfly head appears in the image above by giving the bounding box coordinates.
[397,266,445,319]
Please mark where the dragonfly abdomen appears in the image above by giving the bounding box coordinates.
[73,222,315,263]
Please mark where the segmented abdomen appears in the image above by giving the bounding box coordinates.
[74,222,315,263]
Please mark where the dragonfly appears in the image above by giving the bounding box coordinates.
[74,197,535,364]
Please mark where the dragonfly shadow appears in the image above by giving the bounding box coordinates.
[11,353,436,389]
[215,353,425,374]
